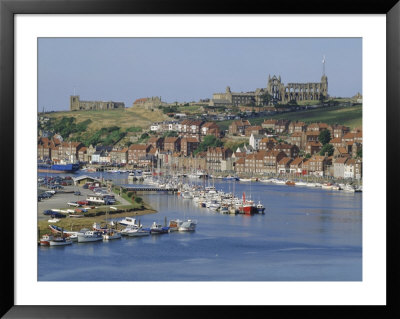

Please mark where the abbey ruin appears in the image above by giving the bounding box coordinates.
[70,95,125,111]
[210,74,328,107]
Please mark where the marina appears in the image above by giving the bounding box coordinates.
[38,170,362,281]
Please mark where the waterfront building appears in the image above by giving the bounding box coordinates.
[344,158,356,179]
[206,147,233,172]
[148,137,164,150]
[277,157,293,174]
[128,144,152,164]
[333,157,348,178]
[289,157,304,175]
[307,155,327,176]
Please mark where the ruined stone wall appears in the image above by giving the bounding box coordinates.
[70,95,125,111]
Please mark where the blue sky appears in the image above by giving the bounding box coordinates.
[38,38,362,111]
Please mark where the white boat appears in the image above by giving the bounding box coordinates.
[181,191,193,199]
[295,181,308,186]
[40,234,54,246]
[239,178,251,182]
[178,219,197,232]
[49,237,72,246]
[118,217,139,227]
[77,230,103,243]
[103,230,122,240]
[219,206,229,214]
[48,218,60,223]
[343,184,356,192]
[67,202,80,207]
[125,227,150,237]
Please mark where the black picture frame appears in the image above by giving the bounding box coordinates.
[1,0,398,317]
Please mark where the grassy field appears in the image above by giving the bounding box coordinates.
[45,107,169,131]
[217,104,362,131]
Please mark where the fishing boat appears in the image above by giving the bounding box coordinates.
[168,219,183,232]
[239,178,251,182]
[118,217,139,227]
[178,219,197,232]
[256,201,265,214]
[77,230,103,243]
[150,222,170,234]
[93,222,108,233]
[40,234,54,246]
[286,180,295,186]
[125,227,150,237]
[102,229,122,240]
[49,237,72,246]
[239,192,257,215]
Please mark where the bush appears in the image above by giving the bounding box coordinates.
[134,197,143,204]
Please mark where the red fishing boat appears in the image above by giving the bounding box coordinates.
[238,192,257,215]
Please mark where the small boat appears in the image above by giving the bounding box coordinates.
[93,222,108,233]
[343,184,356,192]
[168,219,183,232]
[239,178,251,182]
[286,181,295,186]
[178,219,197,232]
[125,227,150,237]
[150,222,170,234]
[40,234,54,246]
[256,201,265,214]
[49,237,72,246]
[77,230,103,243]
[67,202,80,207]
[118,217,139,227]
[181,191,193,199]
[219,206,229,214]
[48,218,60,223]
[102,229,122,240]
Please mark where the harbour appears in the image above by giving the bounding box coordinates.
[38,170,362,281]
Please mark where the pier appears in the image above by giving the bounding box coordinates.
[121,186,178,194]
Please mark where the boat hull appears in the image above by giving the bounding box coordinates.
[77,236,103,243]
[49,239,72,246]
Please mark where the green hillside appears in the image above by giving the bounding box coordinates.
[217,104,362,131]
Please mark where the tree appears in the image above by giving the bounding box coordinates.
[356,147,362,158]
[193,135,223,155]
[319,144,334,157]
[318,130,331,145]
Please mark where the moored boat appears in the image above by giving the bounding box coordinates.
[49,237,72,246]
[150,222,170,234]
[102,229,122,240]
[77,230,103,243]
[178,219,197,232]
[125,227,150,237]
[118,217,139,227]
[40,234,54,246]
[256,201,265,214]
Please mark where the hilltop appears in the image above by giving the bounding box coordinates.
[44,107,169,131]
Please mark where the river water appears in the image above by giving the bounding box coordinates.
[38,172,362,281]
